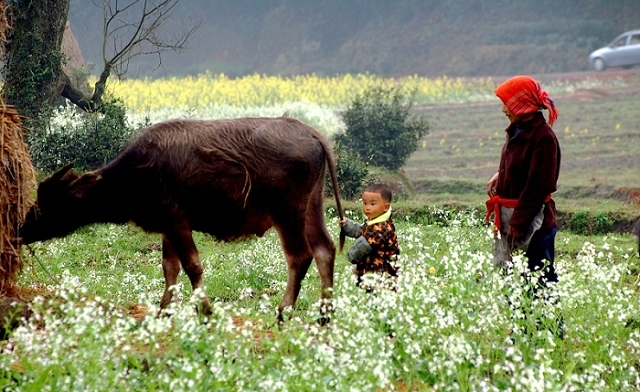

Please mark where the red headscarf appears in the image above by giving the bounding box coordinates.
[494,75,558,126]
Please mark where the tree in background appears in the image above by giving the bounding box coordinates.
[1,0,69,131]
[1,0,199,126]
[1,0,199,172]
[63,0,200,112]
[336,86,429,171]
[326,140,369,201]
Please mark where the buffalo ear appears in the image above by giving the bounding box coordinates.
[48,163,75,183]
[38,163,77,198]
[69,171,102,198]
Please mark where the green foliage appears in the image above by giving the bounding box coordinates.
[593,212,614,234]
[336,86,429,171]
[27,98,142,173]
[326,199,482,228]
[2,29,63,131]
[567,211,591,235]
[327,141,369,201]
[567,210,615,235]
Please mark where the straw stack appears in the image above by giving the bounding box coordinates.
[0,102,36,292]
[0,0,36,293]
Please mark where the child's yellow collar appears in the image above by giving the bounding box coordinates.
[367,207,392,225]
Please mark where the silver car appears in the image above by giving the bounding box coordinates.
[589,29,640,71]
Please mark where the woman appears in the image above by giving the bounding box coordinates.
[485,75,561,287]
[485,75,563,339]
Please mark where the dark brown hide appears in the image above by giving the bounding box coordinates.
[21,117,344,321]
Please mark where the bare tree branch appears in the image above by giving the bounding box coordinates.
[61,72,93,111]
[97,0,200,79]
[61,0,200,111]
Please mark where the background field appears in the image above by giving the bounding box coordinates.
[401,71,640,231]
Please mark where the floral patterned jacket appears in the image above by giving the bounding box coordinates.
[342,217,400,277]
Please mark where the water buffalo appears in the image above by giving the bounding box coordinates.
[21,116,344,322]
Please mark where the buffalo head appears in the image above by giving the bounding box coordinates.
[20,163,103,244]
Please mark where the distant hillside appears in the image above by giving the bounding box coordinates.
[68,0,640,78]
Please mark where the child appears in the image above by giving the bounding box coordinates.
[339,183,400,286]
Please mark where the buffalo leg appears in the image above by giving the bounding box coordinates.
[305,188,336,324]
[163,225,212,316]
[276,223,314,322]
[159,234,182,312]
[305,191,336,301]
[309,233,335,301]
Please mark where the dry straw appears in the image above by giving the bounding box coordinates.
[0,0,37,293]
[0,101,36,293]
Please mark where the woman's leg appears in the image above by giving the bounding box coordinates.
[525,226,563,338]
[526,226,558,286]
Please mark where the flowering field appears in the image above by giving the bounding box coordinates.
[96,72,620,137]
[102,73,493,137]
[109,72,498,109]
[4,209,640,391]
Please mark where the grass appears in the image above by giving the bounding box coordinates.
[4,210,640,390]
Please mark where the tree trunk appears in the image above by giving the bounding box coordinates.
[1,0,71,131]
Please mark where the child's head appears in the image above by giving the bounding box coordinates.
[361,183,392,220]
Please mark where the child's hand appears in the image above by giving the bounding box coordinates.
[339,219,346,227]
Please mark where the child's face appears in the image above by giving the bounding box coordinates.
[362,191,390,220]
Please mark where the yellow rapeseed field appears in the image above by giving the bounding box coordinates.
[106,72,497,113]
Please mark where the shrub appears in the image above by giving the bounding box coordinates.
[569,211,592,235]
[592,212,613,234]
[336,85,429,171]
[28,98,143,173]
[326,140,369,201]
[568,210,615,235]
